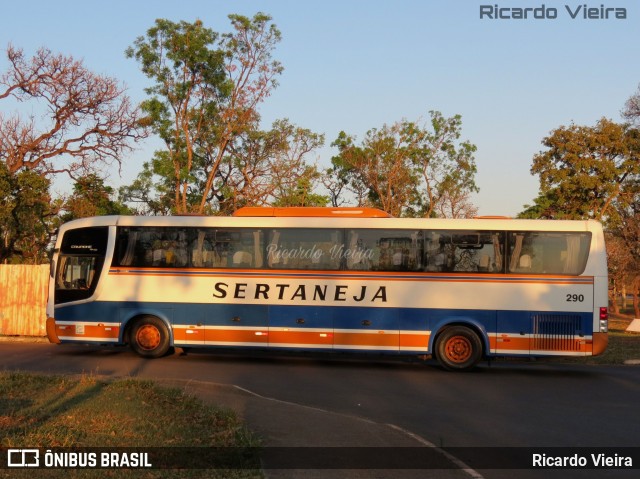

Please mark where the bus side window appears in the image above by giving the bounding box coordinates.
[191,231,212,267]
[507,231,591,275]
[424,230,504,273]
[221,229,263,269]
[346,230,422,272]
[267,229,341,270]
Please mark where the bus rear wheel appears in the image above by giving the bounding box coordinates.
[436,326,482,371]
[129,316,171,358]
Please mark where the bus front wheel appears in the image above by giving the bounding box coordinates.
[435,326,482,371]
[129,316,171,358]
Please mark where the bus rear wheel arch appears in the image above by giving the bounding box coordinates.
[435,325,483,371]
[128,316,172,358]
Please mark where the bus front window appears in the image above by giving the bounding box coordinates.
[57,256,100,290]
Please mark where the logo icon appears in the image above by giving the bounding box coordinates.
[7,449,40,468]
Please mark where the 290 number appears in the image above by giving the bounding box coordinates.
[566,294,584,302]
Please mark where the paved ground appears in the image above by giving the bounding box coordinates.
[1,336,480,478]
[159,378,480,479]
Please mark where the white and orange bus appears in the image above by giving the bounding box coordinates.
[46,207,609,370]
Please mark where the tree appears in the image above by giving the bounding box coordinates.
[608,195,640,317]
[414,112,478,218]
[127,14,283,214]
[118,161,174,215]
[434,189,479,219]
[329,111,478,218]
[122,118,325,215]
[1,44,146,177]
[0,44,145,262]
[518,189,562,219]
[330,127,420,217]
[525,115,640,313]
[623,83,640,126]
[61,174,133,221]
[0,162,59,264]
[270,169,329,208]
[529,118,640,224]
[215,119,326,213]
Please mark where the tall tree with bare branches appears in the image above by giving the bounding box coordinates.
[0,44,146,177]
[0,44,145,263]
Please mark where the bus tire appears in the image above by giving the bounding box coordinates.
[435,326,482,371]
[129,316,171,358]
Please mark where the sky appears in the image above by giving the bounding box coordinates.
[1,0,639,216]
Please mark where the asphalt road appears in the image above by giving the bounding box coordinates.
[2,342,640,479]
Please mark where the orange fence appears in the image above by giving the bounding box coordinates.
[0,264,49,337]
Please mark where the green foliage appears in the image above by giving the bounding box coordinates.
[518,189,563,219]
[126,15,284,214]
[126,18,228,146]
[525,116,640,314]
[0,163,59,264]
[119,159,177,215]
[529,118,640,225]
[330,126,421,217]
[215,119,326,213]
[329,111,478,217]
[61,174,133,221]
[126,18,228,214]
[270,166,329,208]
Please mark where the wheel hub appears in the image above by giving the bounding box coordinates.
[136,324,161,350]
[445,336,472,363]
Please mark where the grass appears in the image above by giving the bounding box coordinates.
[0,373,262,478]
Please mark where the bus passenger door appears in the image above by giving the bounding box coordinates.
[268,306,334,350]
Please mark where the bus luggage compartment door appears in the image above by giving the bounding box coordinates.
[268,305,333,350]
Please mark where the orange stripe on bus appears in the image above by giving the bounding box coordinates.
[173,328,204,342]
[495,336,530,351]
[204,328,268,344]
[268,330,333,345]
[400,333,431,349]
[333,332,399,348]
[492,335,591,354]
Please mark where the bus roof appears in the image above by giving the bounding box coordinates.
[56,214,603,237]
[232,207,393,218]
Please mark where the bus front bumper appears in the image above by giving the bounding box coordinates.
[46,317,61,344]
